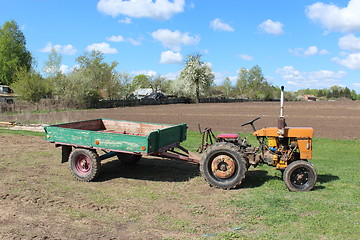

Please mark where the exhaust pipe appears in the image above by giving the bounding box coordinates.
[277,86,286,137]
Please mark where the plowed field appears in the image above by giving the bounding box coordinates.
[3,101,360,139]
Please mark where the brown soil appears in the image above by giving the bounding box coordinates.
[0,134,243,240]
[0,101,359,239]
[2,101,360,139]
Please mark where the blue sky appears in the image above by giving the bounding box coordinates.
[1,0,360,92]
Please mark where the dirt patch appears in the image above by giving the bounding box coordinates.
[1,101,359,139]
[0,133,246,240]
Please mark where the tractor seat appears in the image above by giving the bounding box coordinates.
[217,134,239,139]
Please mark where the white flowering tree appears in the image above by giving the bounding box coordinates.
[176,54,214,103]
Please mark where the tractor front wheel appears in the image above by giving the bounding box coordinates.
[69,148,101,182]
[283,160,317,192]
[200,142,247,189]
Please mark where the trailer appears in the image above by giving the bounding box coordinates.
[44,119,199,182]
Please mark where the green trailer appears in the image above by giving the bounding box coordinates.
[44,119,199,182]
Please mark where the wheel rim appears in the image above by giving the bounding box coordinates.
[290,167,310,188]
[74,154,91,175]
[211,154,236,179]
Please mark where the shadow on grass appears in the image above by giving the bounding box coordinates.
[239,170,340,190]
[96,156,200,183]
[239,170,281,189]
[317,174,339,184]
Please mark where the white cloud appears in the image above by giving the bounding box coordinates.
[304,46,318,56]
[97,0,185,20]
[289,46,328,57]
[333,53,360,70]
[319,49,330,55]
[258,19,284,35]
[40,42,77,55]
[59,65,71,75]
[151,29,200,51]
[132,70,157,77]
[276,65,346,89]
[339,34,360,51]
[353,82,360,91]
[237,54,254,61]
[210,18,234,32]
[306,0,360,33]
[86,42,118,54]
[160,51,182,64]
[107,35,142,45]
[164,71,179,80]
[127,38,142,46]
[119,17,132,24]
[106,35,125,42]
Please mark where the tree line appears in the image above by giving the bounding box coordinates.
[1,20,359,110]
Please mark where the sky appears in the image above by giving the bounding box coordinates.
[1,0,360,92]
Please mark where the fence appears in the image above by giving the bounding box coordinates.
[91,97,193,109]
[90,97,262,109]
[0,97,278,113]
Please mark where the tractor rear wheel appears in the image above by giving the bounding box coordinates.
[200,142,247,189]
[283,160,317,192]
[69,148,101,182]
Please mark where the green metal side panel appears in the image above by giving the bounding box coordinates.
[92,131,148,153]
[45,126,93,147]
[44,119,187,154]
[147,123,187,152]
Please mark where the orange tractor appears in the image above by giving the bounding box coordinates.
[199,86,317,191]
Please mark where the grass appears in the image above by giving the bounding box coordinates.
[0,128,43,136]
[184,131,360,239]
[223,137,360,240]
[1,129,359,239]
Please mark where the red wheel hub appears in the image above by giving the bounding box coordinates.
[74,154,91,175]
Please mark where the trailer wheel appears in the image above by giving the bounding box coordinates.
[283,160,317,192]
[200,142,247,190]
[69,148,101,182]
[117,153,142,164]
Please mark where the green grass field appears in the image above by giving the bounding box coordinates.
[1,129,359,239]
[183,131,360,239]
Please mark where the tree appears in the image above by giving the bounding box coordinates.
[132,74,151,89]
[75,50,119,99]
[117,72,135,98]
[0,20,33,85]
[223,77,232,97]
[177,54,214,103]
[236,65,276,100]
[43,48,63,78]
[11,68,52,103]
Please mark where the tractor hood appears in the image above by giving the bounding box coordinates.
[254,127,314,138]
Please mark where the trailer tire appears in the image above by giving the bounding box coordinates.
[283,160,317,192]
[117,153,142,164]
[200,142,247,190]
[69,148,101,182]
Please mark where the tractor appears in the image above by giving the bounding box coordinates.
[199,86,317,191]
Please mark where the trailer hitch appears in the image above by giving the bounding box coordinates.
[197,124,216,154]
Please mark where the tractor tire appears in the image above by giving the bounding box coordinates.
[200,142,247,190]
[283,160,317,192]
[117,153,142,165]
[69,148,101,182]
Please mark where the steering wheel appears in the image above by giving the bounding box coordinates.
[241,117,261,127]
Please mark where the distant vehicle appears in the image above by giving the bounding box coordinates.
[0,83,15,104]
[145,92,167,100]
